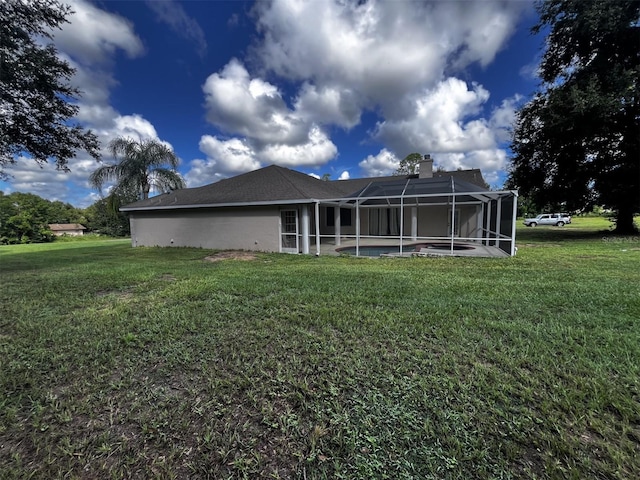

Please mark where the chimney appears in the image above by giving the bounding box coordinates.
[419,154,433,178]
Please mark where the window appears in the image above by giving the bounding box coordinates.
[326,207,352,227]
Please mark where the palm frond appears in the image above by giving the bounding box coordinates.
[90,136,185,200]
[148,168,186,193]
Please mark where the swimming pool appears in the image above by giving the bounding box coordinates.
[336,243,475,256]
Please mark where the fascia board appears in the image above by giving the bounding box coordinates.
[120,198,317,212]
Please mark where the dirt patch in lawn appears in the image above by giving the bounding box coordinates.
[204,251,258,262]
[96,287,135,299]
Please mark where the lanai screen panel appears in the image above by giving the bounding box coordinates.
[498,196,516,254]
[355,179,409,206]
[349,177,490,206]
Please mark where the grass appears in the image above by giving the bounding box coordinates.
[0,217,638,479]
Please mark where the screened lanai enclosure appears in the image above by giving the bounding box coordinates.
[122,164,517,257]
[307,176,518,258]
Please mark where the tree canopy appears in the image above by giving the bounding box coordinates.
[0,191,85,244]
[0,0,100,178]
[83,196,132,237]
[90,137,186,201]
[508,0,639,233]
[0,190,134,243]
[394,153,423,175]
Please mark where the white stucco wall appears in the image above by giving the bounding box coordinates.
[415,205,477,238]
[52,230,83,236]
[129,206,282,251]
[318,204,481,239]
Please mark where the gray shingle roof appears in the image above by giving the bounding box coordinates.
[433,169,487,187]
[121,165,489,211]
[122,165,346,210]
[331,169,487,196]
[48,223,86,231]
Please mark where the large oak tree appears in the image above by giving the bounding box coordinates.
[0,0,99,178]
[508,0,639,233]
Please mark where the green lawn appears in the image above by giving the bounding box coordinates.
[1,217,638,479]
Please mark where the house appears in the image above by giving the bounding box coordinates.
[121,157,518,257]
[48,223,87,236]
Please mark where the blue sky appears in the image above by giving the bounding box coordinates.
[1,0,544,207]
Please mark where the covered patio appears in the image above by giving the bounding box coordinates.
[304,176,518,258]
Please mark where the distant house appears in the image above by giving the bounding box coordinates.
[121,157,518,257]
[48,223,87,236]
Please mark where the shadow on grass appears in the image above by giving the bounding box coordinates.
[516,226,616,243]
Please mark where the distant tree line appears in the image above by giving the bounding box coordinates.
[0,191,130,244]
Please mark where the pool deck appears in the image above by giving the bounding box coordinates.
[317,238,510,258]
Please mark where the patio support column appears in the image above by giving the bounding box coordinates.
[355,200,360,257]
[510,193,518,256]
[301,204,310,254]
[495,197,502,247]
[334,205,341,246]
[411,207,418,241]
[399,179,409,255]
[485,201,492,246]
[399,197,404,255]
[315,201,321,256]
[450,194,456,254]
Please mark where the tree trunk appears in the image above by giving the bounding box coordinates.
[613,205,638,234]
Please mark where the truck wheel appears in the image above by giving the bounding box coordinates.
[530,222,537,227]
[556,221,565,227]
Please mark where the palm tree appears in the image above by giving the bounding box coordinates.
[89,137,186,201]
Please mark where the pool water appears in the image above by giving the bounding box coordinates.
[336,243,475,256]
[336,245,419,256]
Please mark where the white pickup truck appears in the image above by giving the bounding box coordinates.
[523,213,571,227]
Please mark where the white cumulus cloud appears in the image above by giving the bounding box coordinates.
[203,59,308,146]
[193,0,528,185]
[294,84,362,129]
[371,80,518,183]
[259,126,337,167]
[198,59,340,179]
[374,78,494,153]
[358,149,399,177]
[185,136,261,187]
[52,0,144,64]
[489,95,523,143]
[251,0,526,114]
